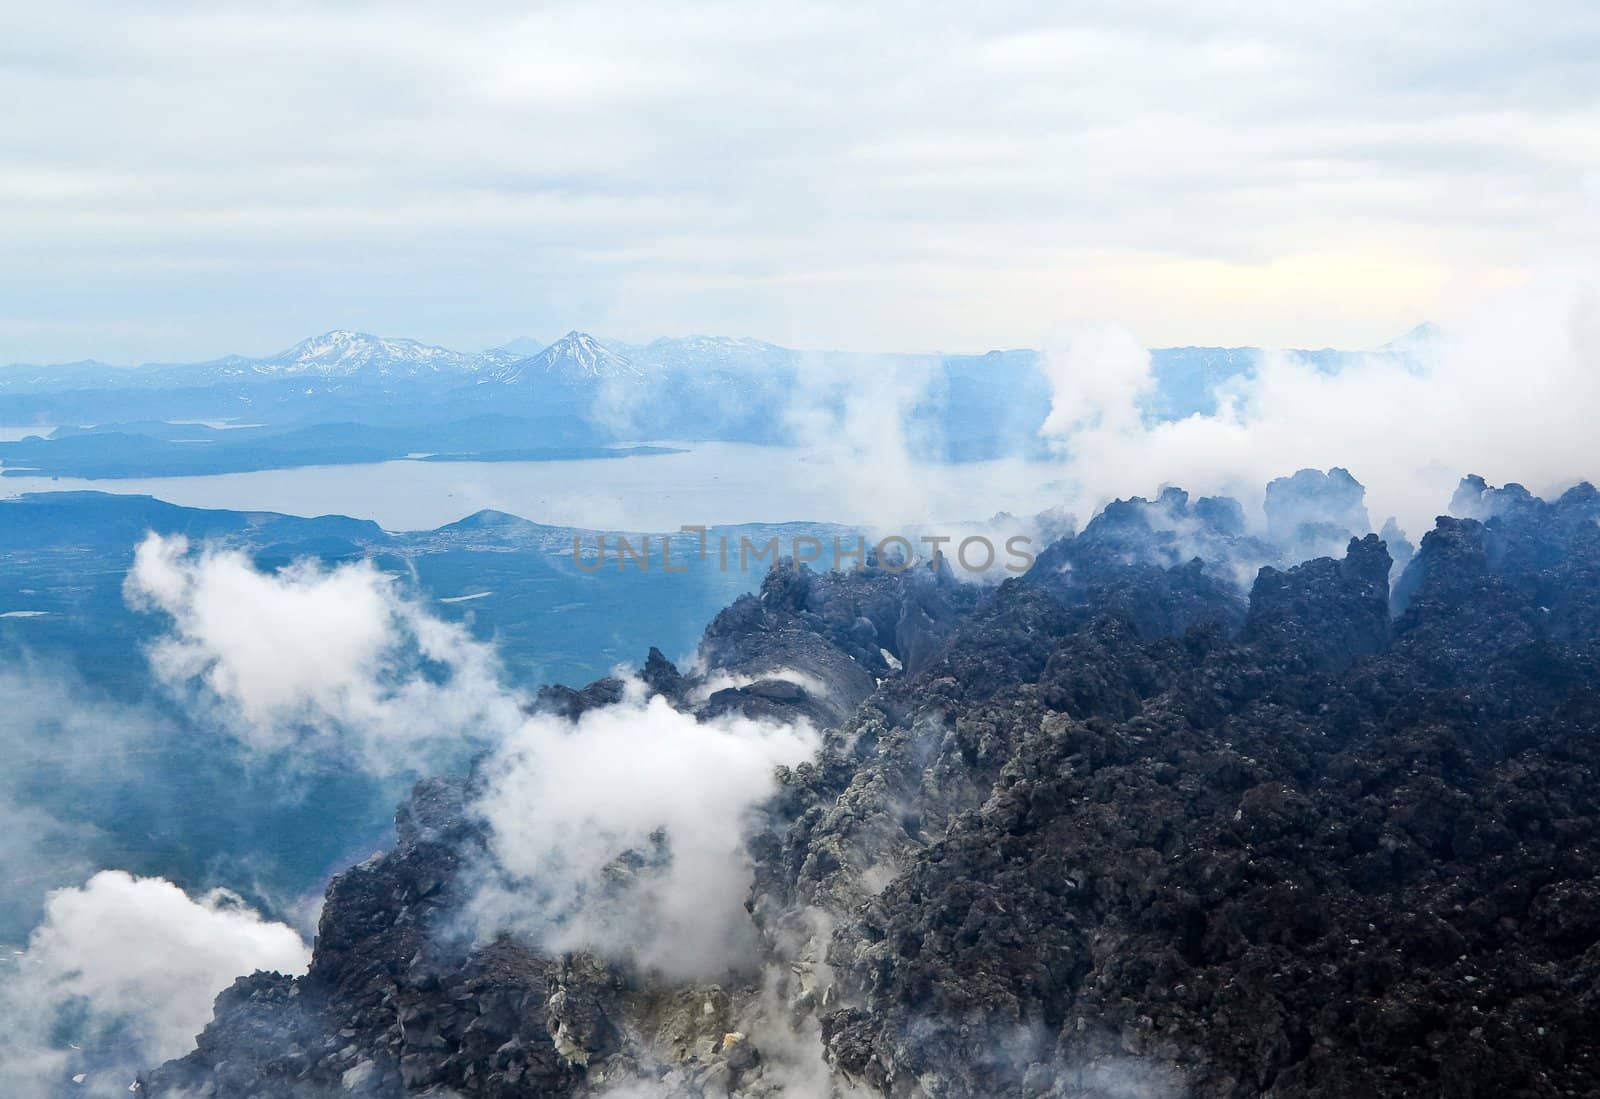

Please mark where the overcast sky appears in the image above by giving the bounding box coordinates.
[3,0,1598,363]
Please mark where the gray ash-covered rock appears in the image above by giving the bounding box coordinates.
[143,775,589,1098]
[145,474,1600,1098]
[1241,532,1391,673]
[753,478,1600,1097]
[142,560,935,1098]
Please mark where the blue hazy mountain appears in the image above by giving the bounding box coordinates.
[0,329,1389,471]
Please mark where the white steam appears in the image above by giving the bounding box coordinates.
[0,870,309,1097]
[470,687,819,980]
[125,533,524,771]
[780,352,947,532]
[1040,326,1154,441]
[121,534,827,983]
[601,267,1598,551]
[1037,268,1600,535]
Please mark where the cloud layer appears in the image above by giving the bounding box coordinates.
[4,1,1597,360]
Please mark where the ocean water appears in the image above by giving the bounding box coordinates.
[0,443,1064,531]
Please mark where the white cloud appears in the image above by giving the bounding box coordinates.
[2,1,1596,359]
[1036,265,1600,534]
[0,870,309,1097]
[125,533,524,771]
[470,688,819,980]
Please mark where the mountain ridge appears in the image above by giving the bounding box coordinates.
[1,327,1433,387]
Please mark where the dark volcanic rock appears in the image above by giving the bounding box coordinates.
[147,477,1600,1099]
[696,559,978,726]
[143,776,591,1098]
[752,481,1600,1097]
[143,555,949,1099]
[1243,533,1391,673]
[535,676,627,720]
[640,645,687,701]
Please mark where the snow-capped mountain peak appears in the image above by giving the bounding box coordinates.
[492,331,643,383]
[259,330,477,377]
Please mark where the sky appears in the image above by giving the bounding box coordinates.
[3,0,1598,364]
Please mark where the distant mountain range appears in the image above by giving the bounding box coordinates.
[1,327,1407,392]
[0,330,794,390]
[0,329,1418,468]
